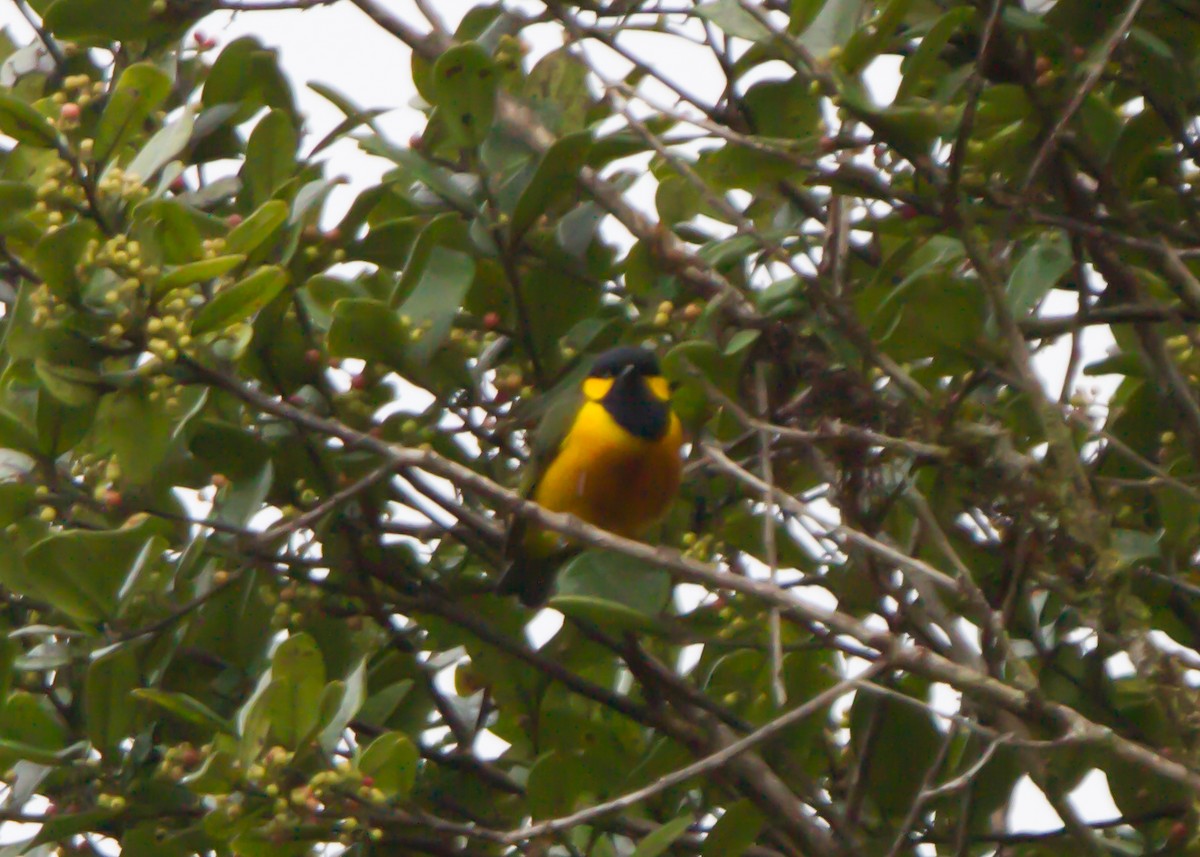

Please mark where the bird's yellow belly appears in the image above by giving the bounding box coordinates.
[532,401,682,539]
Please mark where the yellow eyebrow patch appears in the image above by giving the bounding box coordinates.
[582,377,614,401]
[646,375,670,402]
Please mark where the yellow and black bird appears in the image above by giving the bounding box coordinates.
[497,346,684,606]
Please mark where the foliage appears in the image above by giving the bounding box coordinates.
[0,0,1196,856]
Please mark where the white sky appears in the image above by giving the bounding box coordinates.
[0,0,1128,842]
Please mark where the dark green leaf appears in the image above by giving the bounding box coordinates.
[94,388,172,486]
[510,131,592,242]
[397,246,475,362]
[1007,231,1071,317]
[431,43,498,148]
[631,815,693,857]
[94,62,171,166]
[0,93,58,147]
[225,199,289,256]
[43,0,158,42]
[263,633,325,748]
[157,255,247,293]
[328,298,408,369]
[23,518,162,622]
[241,109,298,207]
[703,801,764,857]
[132,689,236,736]
[85,645,139,755]
[191,265,289,335]
[551,550,672,632]
[358,731,419,798]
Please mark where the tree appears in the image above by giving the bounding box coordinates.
[0,0,1197,854]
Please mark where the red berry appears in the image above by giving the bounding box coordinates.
[482,311,501,330]
[60,103,80,122]
[350,373,369,390]
[226,214,243,228]
[304,348,322,366]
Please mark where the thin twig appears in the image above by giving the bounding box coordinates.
[756,362,785,707]
[502,666,875,844]
[1015,0,1149,204]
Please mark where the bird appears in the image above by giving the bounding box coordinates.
[496,346,684,606]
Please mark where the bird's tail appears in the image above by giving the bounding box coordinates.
[495,559,557,607]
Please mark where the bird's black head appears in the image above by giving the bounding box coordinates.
[588,346,662,380]
[584,347,671,441]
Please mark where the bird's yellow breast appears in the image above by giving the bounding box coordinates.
[530,400,683,543]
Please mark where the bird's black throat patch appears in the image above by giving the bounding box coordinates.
[602,370,669,441]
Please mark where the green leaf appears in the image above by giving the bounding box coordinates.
[850,681,940,819]
[662,340,737,428]
[0,93,58,148]
[523,49,592,135]
[328,298,408,368]
[1007,231,1071,317]
[127,104,195,187]
[526,750,591,817]
[191,266,289,335]
[263,633,325,748]
[94,388,172,486]
[510,131,592,242]
[359,136,477,212]
[36,389,96,455]
[157,255,247,293]
[23,520,162,622]
[202,37,295,124]
[94,62,171,166]
[225,200,289,256]
[358,731,419,798]
[840,0,912,74]
[798,0,865,56]
[631,815,693,857]
[318,657,366,752]
[241,109,297,207]
[724,329,760,356]
[132,689,236,736]
[397,246,475,362]
[1112,528,1160,568]
[0,180,37,233]
[742,76,822,139]
[695,1,772,40]
[34,220,101,300]
[789,0,829,34]
[353,218,421,269]
[35,360,103,407]
[0,409,38,455]
[895,8,976,102]
[0,691,68,769]
[43,0,158,42]
[703,800,764,857]
[551,550,672,632]
[85,645,139,755]
[431,43,498,148]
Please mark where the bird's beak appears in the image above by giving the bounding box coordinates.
[619,364,637,380]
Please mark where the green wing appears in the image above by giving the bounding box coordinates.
[497,384,584,606]
[522,385,584,495]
